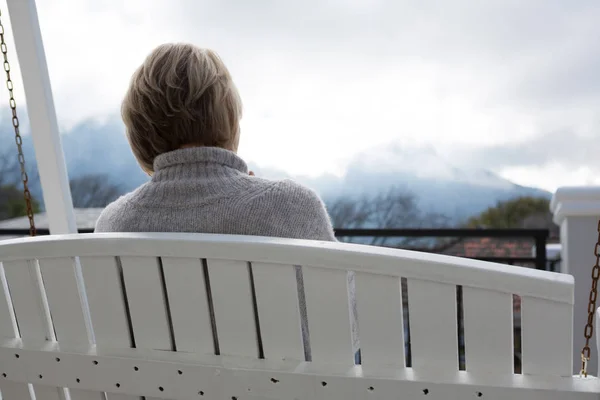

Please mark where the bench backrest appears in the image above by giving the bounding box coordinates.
[0,233,574,399]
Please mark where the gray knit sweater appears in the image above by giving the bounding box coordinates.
[95,146,358,358]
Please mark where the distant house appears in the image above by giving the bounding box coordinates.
[441,237,535,260]
[0,208,103,239]
[438,236,561,271]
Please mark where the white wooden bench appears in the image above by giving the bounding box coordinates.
[0,232,599,400]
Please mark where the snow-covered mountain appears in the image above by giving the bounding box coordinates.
[2,116,550,221]
[349,142,518,189]
[251,143,549,220]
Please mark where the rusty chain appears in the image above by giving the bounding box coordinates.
[581,219,600,377]
[0,8,36,236]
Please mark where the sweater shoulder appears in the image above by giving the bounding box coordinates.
[254,179,336,241]
[275,179,325,206]
[94,190,136,232]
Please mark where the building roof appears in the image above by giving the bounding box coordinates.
[441,237,535,259]
[0,208,103,230]
[438,237,561,263]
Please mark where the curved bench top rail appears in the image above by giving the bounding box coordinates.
[0,232,573,304]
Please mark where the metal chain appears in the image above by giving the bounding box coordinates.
[0,8,36,236]
[581,219,600,377]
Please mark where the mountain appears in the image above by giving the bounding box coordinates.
[0,115,550,221]
[333,143,549,219]
[254,143,549,220]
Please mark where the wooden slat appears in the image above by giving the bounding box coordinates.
[162,257,213,354]
[2,260,63,400]
[207,259,258,357]
[407,278,458,372]
[355,272,405,368]
[2,260,51,342]
[38,258,90,346]
[463,286,513,374]
[121,256,181,400]
[80,256,139,400]
[0,381,33,400]
[252,262,304,361]
[0,264,28,400]
[521,296,572,376]
[120,256,172,351]
[39,257,105,400]
[80,257,131,348]
[303,267,354,365]
[596,307,600,370]
[0,263,17,340]
[32,386,63,400]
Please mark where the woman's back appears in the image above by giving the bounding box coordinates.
[95,146,335,242]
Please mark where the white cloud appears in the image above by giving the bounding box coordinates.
[500,164,600,192]
[1,0,599,189]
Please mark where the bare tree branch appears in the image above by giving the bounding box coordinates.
[328,186,452,248]
[69,174,123,208]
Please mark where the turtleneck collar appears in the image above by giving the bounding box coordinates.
[151,146,249,182]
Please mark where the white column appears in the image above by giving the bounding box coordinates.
[5,0,76,234]
[551,186,600,375]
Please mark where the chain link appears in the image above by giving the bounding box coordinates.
[581,219,600,377]
[0,8,36,236]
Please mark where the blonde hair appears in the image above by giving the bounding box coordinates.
[122,43,242,173]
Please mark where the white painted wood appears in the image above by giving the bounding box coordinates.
[0,381,32,400]
[161,257,213,354]
[522,296,573,377]
[1,260,51,342]
[0,264,29,400]
[32,386,62,400]
[38,258,90,347]
[121,256,180,400]
[120,256,172,351]
[38,258,103,400]
[5,0,77,235]
[355,272,405,368]
[79,257,131,348]
[551,189,600,374]
[0,233,574,306]
[0,263,17,340]
[407,278,458,372]
[303,267,354,365]
[0,232,583,397]
[1,339,598,399]
[463,286,513,374]
[79,256,139,400]
[1,260,63,400]
[252,262,304,361]
[596,307,600,377]
[206,259,258,357]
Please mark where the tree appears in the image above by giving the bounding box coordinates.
[328,196,371,230]
[466,196,557,236]
[327,186,450,247]
[0,148,19,187]
[69,174,123,208]
[0,146,41,221]
[0,184,40,220]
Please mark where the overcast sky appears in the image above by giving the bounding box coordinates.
[2,0,600,191]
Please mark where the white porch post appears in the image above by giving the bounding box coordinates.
[550,186,600,375]
[5,0,76,234]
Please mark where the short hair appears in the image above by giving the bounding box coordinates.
[121,43,242,173]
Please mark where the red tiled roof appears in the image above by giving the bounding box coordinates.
[440,237,534,259]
